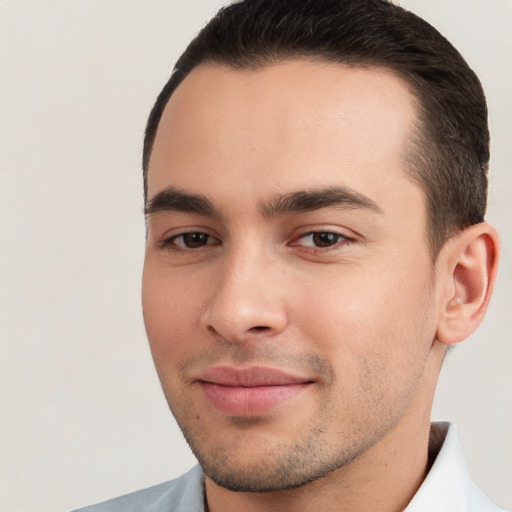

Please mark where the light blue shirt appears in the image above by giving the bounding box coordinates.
[73,423,504,512]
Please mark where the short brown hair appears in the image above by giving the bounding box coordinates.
[143,0,489,256]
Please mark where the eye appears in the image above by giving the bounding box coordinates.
[294,231,350,248]
[164,232,219,250]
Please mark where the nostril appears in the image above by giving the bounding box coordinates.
[207,325,220,335]
[250,326,269,332]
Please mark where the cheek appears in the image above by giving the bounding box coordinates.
[293,264,436,430]
[293,258,436,372]
[142,260,206,369]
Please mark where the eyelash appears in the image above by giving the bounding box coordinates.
[158,232,220,253]
[291,231,354,251]
[158,229,354,254]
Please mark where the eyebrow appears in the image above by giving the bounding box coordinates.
[145,185,383,218]
[261,186,383,217]
[145,187,220,217]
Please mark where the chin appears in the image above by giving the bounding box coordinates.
[200,454,334,493]
[180,422,363,493]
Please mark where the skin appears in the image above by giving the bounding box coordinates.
[142,61,498,512]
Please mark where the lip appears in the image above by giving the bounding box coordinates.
[197,366,314,417]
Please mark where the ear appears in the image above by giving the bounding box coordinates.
[436,222,500,346]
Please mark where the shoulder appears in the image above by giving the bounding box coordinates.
[72,465,205,512]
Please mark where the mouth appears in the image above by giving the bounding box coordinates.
[197,366,315,417]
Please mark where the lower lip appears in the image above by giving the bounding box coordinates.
[200,382,310,417]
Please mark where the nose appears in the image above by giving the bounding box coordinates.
[200,248,288,343]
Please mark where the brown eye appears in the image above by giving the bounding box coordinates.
[295,231,348,248]
[311,232,342,247]
[169,232,217,249]
[182,233,210,248]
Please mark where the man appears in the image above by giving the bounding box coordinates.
[76,0,503,510]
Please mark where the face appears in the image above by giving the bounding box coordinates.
[142,61,442,492]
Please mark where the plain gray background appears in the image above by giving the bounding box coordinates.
[0,1,510,511]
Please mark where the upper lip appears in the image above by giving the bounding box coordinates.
[197,366,314,387]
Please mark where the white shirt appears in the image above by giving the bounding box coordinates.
[74,422,504,512]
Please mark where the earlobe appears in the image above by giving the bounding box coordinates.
[436,223,499,346]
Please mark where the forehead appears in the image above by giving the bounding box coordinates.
[147,60,421,216]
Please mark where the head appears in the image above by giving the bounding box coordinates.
[141,0,498,497]
[143,0,490,257]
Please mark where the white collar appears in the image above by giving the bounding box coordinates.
[405,422,502,511]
